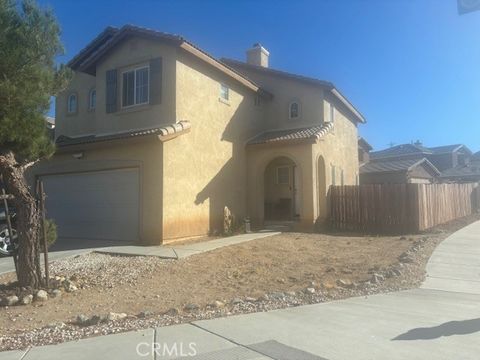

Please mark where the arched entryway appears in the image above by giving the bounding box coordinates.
[264,156,301,221]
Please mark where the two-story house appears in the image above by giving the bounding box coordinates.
[31,25,365,245]
[364,142,475,184]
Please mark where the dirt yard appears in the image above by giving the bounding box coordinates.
[0,213,478,350]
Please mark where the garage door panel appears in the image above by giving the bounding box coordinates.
[42,169,139,242]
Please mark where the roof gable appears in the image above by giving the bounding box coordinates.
[429,144,472,155]
[67,25,270,97]
[222,58,366,124]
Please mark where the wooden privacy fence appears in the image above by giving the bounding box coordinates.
[330,183,479,233]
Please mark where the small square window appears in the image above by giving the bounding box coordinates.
[276,166,290,185]
[220,84,229,101]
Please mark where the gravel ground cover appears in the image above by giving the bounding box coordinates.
[0,213,478,351]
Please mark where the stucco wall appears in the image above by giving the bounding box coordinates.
[311,97,360,224]
[28,138,164,244]
[55,72,96,138]
[161,50,263,241]
[56,37,177,138]
[223,67,326,131]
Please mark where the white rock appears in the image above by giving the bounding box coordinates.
[35,290,48,302]
[21,294,33,305]
[213,300,225,308]
[305,287,316,294]
[4,295,19,306]
[106,312,127,321]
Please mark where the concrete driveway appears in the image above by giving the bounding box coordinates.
[2,221,480,359]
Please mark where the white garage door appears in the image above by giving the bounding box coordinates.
[41,168,140,242]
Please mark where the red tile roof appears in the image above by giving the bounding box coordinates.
[247,122,334,145]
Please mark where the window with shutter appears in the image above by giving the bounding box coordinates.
[106,69,118,113]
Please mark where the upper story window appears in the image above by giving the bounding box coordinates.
[276,166,290,185]
[329,103,335,123]
[220,84,229,101]
[67,93,77,114]
[122,66,149,108]
[88,89,96,111]
[289,101,300,119]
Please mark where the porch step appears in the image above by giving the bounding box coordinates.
[263,222,295,232]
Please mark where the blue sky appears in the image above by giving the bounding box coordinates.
[38,0,480,152]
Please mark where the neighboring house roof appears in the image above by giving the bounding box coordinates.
[440,164,480,179]
[429,144,472,155]
[358,136,373,152]
[371,143,473,161]
[247,122,334,145]
[360,158,440,176]
[370,144,432,160]
[471,151,480,160]
[68,25,271,98]
[221,58,366,124]
[56,120,191,148]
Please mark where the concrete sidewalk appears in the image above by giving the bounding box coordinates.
[0,231,279,275]
[2,221,480,359]
[95,231,280,259]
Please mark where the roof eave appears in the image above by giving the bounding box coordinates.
[330,88,366,124]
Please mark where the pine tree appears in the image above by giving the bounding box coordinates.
[0,0,70,288]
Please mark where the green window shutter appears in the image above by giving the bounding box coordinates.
[106,69,118,113]
[149,57,163,105]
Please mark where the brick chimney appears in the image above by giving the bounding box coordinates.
[246,43,269,68]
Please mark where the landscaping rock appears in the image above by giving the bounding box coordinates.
[21,295,33,305]
[35,290,48,302]
[164,308,179,316]
[47,322,66,329]
[76,314,89,326]
[4,295,19,306]
[269,292,285,300]
[138,310,153,318]
[231,298,243,305]
[305,287,316,294]
[245,297,256,302]
[322,281,336,290]
[106,312,127,322]
[392,268,402,277]
[51,289,62,298]
[64,280,78,293]
[88,315,102,326]
[184,303,199,312]
[371,273,385,284]
[286,291,297,296]
[399,253,415,263]
[212,300,225,308]
[336,279,354,288]
[258,294,269,301]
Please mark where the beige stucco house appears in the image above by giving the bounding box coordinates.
[31,25,365,245]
